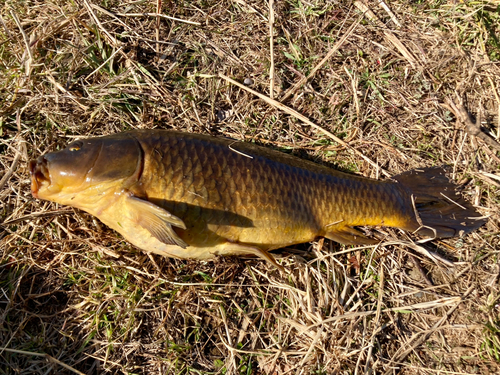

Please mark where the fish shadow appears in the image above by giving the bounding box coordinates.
[148,198,254,247]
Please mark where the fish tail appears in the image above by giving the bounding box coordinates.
[393,167,486,238]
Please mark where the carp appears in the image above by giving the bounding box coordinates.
[30,130,485,268]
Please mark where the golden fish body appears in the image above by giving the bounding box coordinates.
[30,130,484,267]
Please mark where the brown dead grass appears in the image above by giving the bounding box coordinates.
[1,0,500,374]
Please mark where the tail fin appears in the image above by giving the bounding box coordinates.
[393,167,486,238]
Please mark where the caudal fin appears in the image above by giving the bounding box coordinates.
[393,167,486,238]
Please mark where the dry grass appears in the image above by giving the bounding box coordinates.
[1,0,500,374]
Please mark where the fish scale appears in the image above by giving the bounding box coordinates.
[132,130,402,249]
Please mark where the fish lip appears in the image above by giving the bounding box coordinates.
[29,157,50,198]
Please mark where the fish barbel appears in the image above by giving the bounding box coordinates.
[29,130,485,268]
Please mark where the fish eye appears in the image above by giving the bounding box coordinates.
[68,141,83,152]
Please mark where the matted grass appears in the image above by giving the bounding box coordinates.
[1,0,500,374]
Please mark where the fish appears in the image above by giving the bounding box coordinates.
[29,129,486,269]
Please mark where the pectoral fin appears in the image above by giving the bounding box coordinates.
[325,226,378,246]
[127,196,188,248]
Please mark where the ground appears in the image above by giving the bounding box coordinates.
[1,0,500,374]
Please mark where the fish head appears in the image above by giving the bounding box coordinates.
[30,133,142,204]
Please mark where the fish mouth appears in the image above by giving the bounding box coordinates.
[29,157,50,197]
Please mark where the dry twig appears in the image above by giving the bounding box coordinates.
[219,73,390,177]
[376,0,401,28]
[354,0,417,68]
[445,97,500,153]
[0,348,85,375]
[281,15,362,102]
[268,0,275,99]
[383,286,475,375]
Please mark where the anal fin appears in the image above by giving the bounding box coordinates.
[324,226,379,246]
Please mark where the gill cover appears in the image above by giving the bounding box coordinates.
[41,132,143,193]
